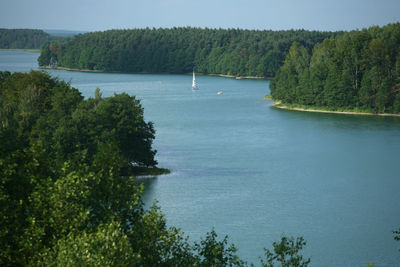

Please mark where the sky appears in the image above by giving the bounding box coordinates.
[0,0,399,32]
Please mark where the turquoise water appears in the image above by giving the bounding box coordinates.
[1,50,400,266]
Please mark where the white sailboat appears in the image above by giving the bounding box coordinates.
[192,71,199,90]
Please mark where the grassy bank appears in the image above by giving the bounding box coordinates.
[271,102,400,117]
[264,94,273,100]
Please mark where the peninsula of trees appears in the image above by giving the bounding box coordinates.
[270,23,400,114]
[37,27,337,77]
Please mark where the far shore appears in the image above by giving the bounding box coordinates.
[205,73,267,80]
[41,66,107,73]
[0,48,41,53]
[40,66,268,79]
[270,102,400,118]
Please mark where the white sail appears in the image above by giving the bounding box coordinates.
[192,71,199,90]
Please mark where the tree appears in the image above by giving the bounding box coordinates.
[270,42,310,104]
[193,229,246,267]
[260,235,310,267]
[0,29,62,49]
[394,228,400,252]
[37,43,51,66]
[271,23,400,114]
[38,27,335,77]
[41,221,140,266]
[94,93,157,167]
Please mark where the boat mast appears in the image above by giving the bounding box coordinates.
[192,70,198,89]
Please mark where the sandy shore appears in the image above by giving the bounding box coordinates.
[271,103,400,117]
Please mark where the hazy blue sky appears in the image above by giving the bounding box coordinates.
[0,0,399,31]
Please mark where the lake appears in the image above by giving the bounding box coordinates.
[1,50,400,266]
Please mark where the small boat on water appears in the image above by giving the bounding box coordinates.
[218,91,223,95]
[192,71,199,90]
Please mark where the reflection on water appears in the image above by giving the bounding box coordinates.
[137,176,159,208]
[272,107,400,131]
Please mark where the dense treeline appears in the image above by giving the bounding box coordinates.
[0,29,66,49]
[0,71,157,170]
[0,71,312,266]
[0,71,160,265]
[38,27,337,77]
[271,23,400,114]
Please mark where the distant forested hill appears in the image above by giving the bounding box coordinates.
[270,23,400,114]
[43,29,87,37]
[0,28,67,49]
[38,27,338,77]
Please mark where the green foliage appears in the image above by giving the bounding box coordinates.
[394,228,400,252]
[271,23,400,114]
[41,221,140,266]
[194,229,246,266]
[261,236,310,267]
[0,71,157,265]
[134,203,196,266]
[0,28,66,49]
[38,27,337,77]
[93,93,157,167]
[264,94,273,100]
[0,28,50,49]
[0,70,157,172]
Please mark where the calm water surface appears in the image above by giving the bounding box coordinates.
[2,50,400,266]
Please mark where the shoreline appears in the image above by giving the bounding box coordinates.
[40,66,268,79]
[41,66,107,73]
[270,102,400,117]
[205,73,267,80]
[123,166,171,177]
[0,48,41,53]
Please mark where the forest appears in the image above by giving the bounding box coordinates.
[270,23,400,114]
[0,70,315,266]
[37,27,338,77]
[0,29,66,49]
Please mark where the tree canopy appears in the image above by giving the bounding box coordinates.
[270,23,400,114]
[37,27,338,77]
[0,29,66,49]
[0,70,157,170]
[261,236,310,267]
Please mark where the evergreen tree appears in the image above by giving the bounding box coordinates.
[38,27,336,77]
[271,23,400,114]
